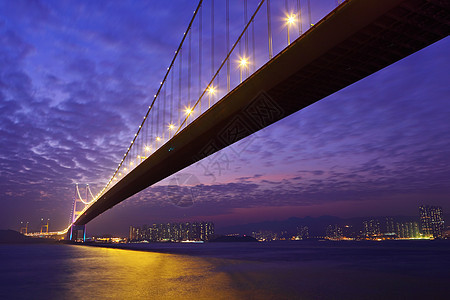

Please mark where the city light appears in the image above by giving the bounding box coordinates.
[145,146,151,152]
[130,222,214,242]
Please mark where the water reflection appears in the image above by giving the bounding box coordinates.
[61,245,242,299]
[1,242,449,299]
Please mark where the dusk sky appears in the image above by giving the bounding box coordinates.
[0,0,449,236]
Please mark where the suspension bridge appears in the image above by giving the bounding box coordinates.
[25,0,449,241]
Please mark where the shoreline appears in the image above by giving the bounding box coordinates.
[60,239,450,262]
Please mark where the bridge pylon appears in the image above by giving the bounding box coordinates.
[68,224,86,242]
[40,218,50,234]
[19,222,29,235]
[68,184,94,242]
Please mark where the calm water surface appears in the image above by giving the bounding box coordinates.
[0,241,449,299]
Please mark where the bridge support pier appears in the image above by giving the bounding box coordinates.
[68,225,86,242]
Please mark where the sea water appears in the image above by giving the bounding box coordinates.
[0,241,449,299]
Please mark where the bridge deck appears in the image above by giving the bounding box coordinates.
[75,0,449,225]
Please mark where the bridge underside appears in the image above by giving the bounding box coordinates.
[75,0,449,225]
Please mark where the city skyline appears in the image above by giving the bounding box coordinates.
[0,1,449,236]
[17,203,447,238]
[127,204,446,241]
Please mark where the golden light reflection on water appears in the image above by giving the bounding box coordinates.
[2,244,448,299]
[63,246,245,299]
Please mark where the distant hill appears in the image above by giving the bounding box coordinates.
[0,230,55,244]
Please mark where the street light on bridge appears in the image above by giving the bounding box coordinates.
[168,123,175,139]
[184,106,193,124]
[238,57,249,83]
[207,85,216,107]
[285,13,296,45]
[155,136,162,149]
[184,107,193,115]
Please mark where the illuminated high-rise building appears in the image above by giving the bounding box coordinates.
[419,205,444,238]
[396,222,420,238]
[297,226,309,240]
[199,222,214,241]
[129,221,214,242]
[326,224,343,239]
[252,230,277,241]
[363,219,381,237]
[129,226,136,240]
[384,217,395,234]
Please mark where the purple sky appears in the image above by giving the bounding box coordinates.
[0,1,449,236]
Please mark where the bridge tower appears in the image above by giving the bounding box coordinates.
[19,221,29,235]
[68,184,94,242]
[40,218,50,234]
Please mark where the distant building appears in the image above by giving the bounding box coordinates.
[129,226,136,240]
[419,205,444,238]
[252,230,277,241]
[342,225,356,239]
[296,226,309,240]
[384,217,396,234]
[129,221,214,242]
[396,222,420,239]
[444,226,450,239]
[363,219,381,238]
[199,222,214,241]
[381,217,420,239]
[326,224,343,240]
